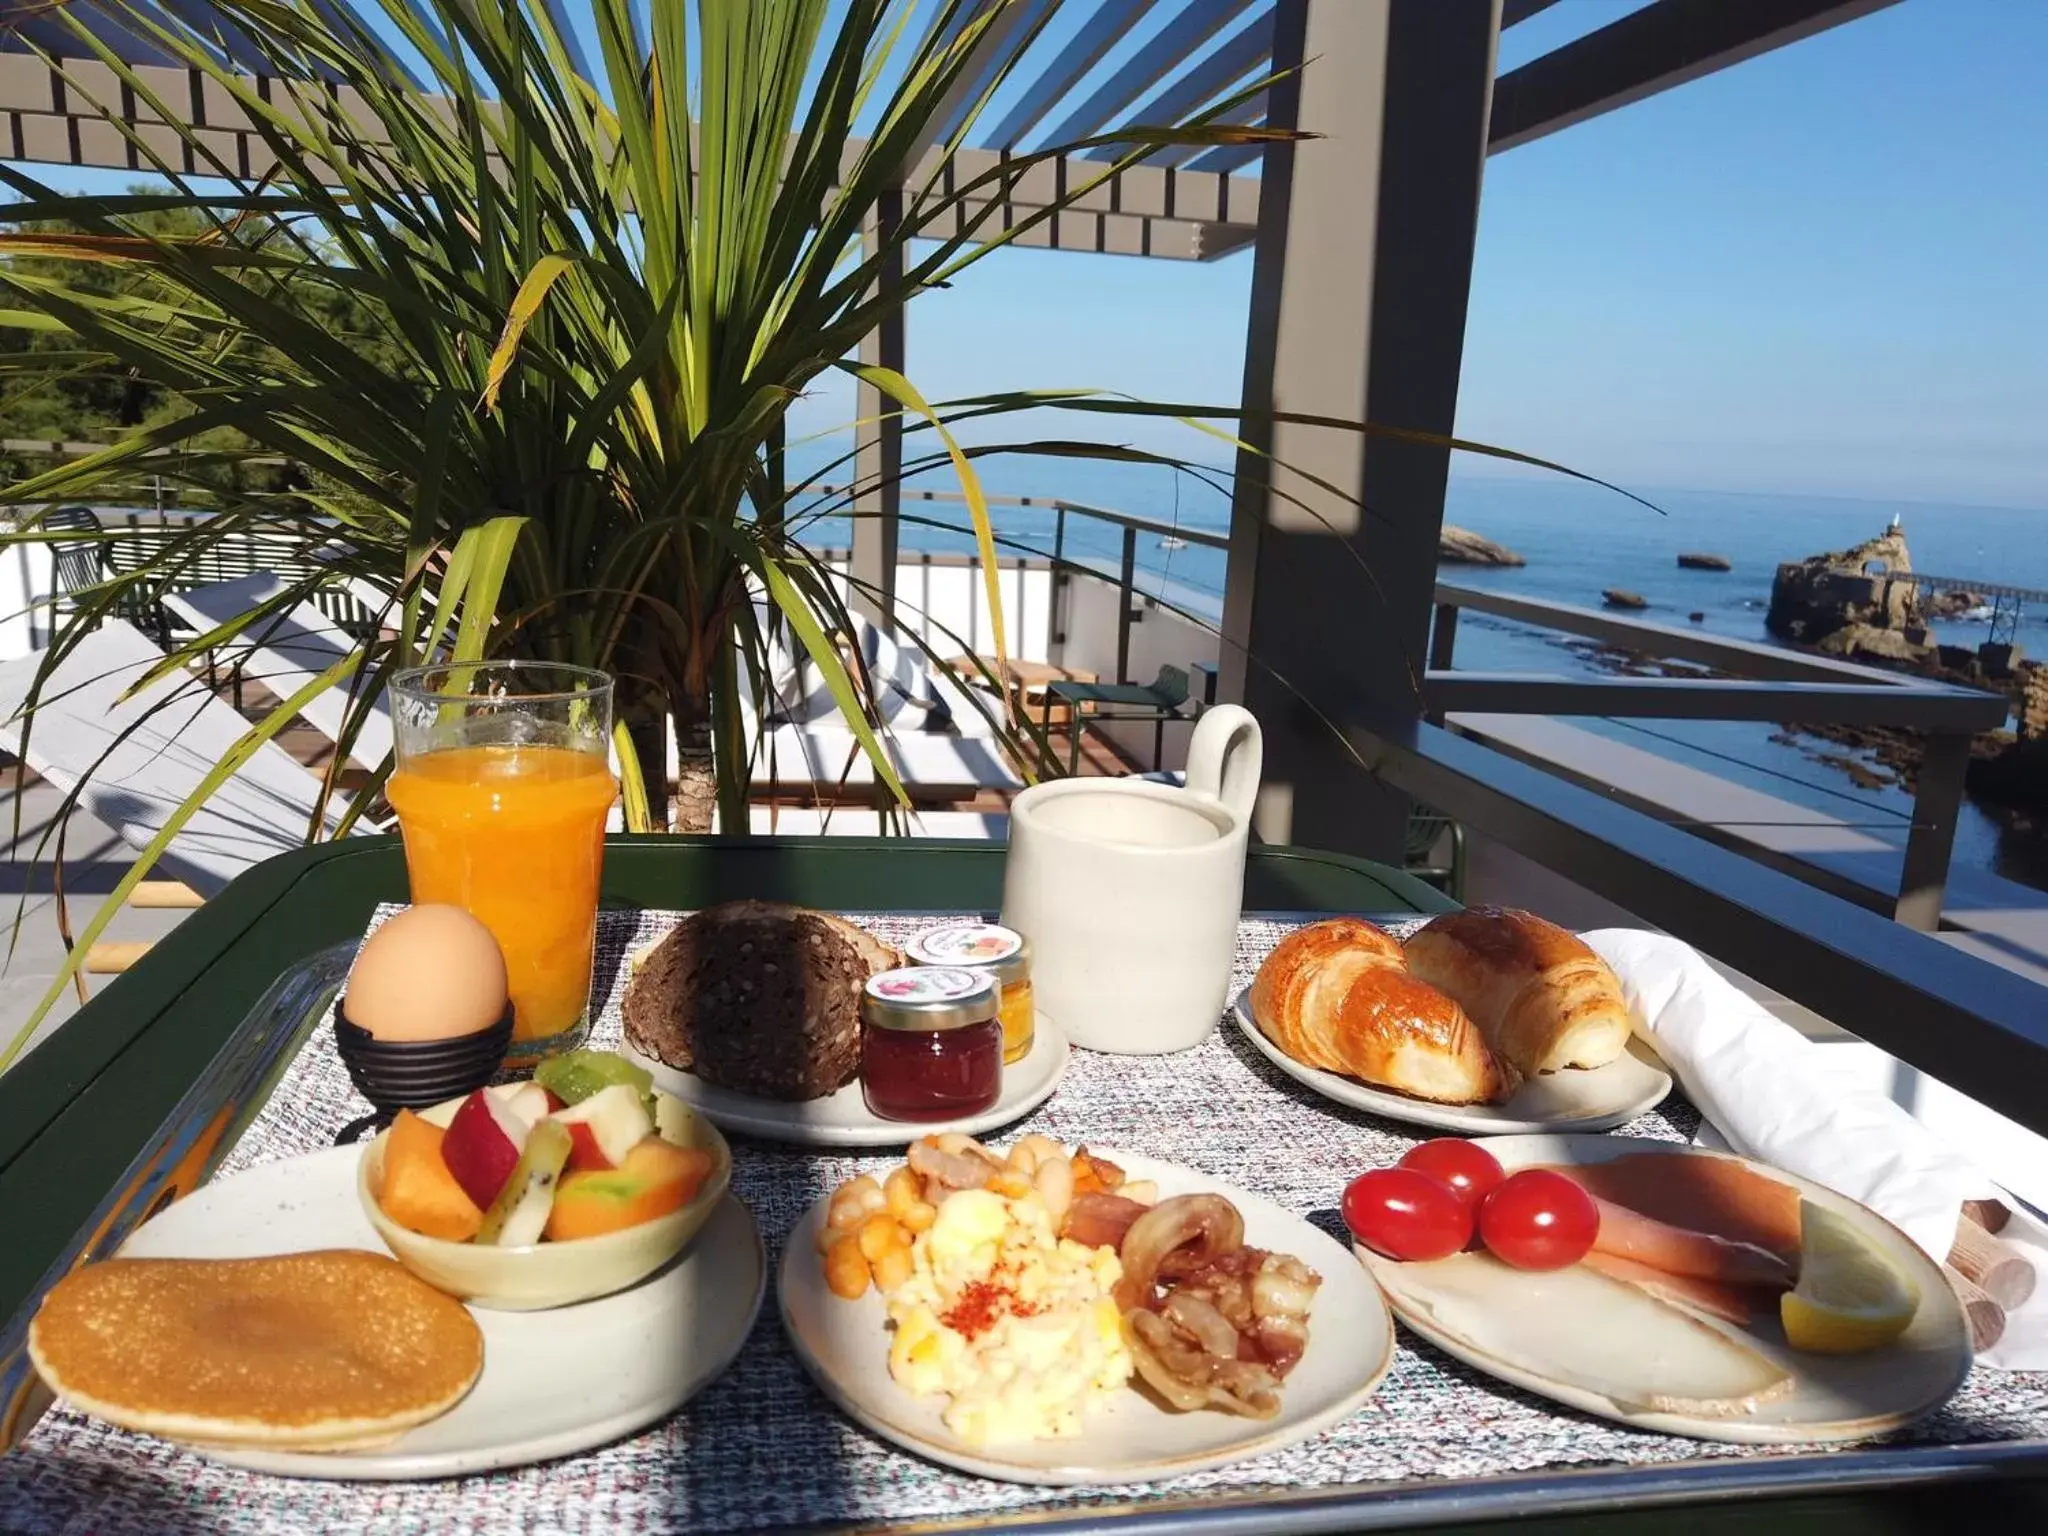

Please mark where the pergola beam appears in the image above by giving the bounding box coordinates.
[978,0,1161,150]
[1030,0,1258,150]
[1489,0,1903,153]
[0,51,1262,258]
[1078,8,1272,163]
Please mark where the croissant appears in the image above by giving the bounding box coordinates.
[1403,907,1633,1077]
[1250,919,1516,1105]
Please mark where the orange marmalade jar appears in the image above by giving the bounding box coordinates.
[905,923,1035,1064]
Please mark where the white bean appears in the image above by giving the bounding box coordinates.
[1007,1133,1064,1174]
[1034,1153,1075,1227]
[1119,1179,1158,1207]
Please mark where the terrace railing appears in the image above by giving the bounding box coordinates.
[1425,583,2009,930]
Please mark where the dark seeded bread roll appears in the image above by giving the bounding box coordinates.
[622,901,897,1101]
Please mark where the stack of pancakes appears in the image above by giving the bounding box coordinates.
[30,1249,482,1450]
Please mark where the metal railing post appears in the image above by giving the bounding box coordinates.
[1897,731,1970,931]
[1051,506,1068,650]
[1426,602,1459,725]
[1429,601,1459,670]
[1116,525,1138,684]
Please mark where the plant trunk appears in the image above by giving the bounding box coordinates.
[672,682,717,834]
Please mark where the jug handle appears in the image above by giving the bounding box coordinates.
[1183,705,1262,826]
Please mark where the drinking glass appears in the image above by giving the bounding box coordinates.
[387,662,618,1065]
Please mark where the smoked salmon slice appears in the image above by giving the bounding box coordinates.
[1588,1195,1793,1290]
[1542,1151,1804,1261]
[1580,1251,1768,1326]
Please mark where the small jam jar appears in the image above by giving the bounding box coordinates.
[905,923,1035,1064]
[860,966,1003,1123]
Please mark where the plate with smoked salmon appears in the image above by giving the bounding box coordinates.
[1351,1135,1972,1443]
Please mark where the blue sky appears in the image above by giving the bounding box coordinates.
[11,0,2044,509]
[801,0,2048,510]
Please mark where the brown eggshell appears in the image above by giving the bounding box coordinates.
[345,905,509,1042]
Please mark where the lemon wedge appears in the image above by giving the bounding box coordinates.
[1780,1199,1920,1355]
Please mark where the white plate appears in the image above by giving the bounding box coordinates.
[112,1146,765,1480]
[626,1014,1070,1148]
[1230,988,1672,1135]
[779,1150,1393,1485]
[1362,1134,1972,1444]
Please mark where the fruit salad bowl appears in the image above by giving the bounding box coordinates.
[357,1083,731,1310]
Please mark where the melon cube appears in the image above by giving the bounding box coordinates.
[376,1110,484,1242]
[545,1137,715,1241]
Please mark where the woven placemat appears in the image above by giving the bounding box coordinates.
[7,908,2048,1536]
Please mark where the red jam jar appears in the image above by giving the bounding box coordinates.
[860,966,1003,1123]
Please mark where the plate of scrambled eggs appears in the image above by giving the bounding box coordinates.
[778,1148,1393,1485]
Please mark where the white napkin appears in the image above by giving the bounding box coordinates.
[1584,927,2048,1370]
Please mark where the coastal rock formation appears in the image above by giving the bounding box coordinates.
[1602,589,1648,610]
[1439,525,1525,566]
[1677,553,1731,571]
[1924,589,1988,620]
[1816,622,1928,665]
[1766,524,1918,645]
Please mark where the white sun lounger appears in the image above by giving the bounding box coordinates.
[0,620,377,896]
[741,606,1023,797]
[161,574,396,773]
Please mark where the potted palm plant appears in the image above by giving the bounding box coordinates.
[0,0,1284,823]
[0,0,1644,1067]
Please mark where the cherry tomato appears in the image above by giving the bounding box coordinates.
[1342,1168,1474,1262]
[1398,1139,1505,1213]
[1478,1169,1599,1271]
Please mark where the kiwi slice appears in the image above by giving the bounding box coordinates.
[534,1049,653,1107]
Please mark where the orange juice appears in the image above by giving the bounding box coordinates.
[386,744,618,1047]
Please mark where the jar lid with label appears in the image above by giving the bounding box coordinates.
[904,923,1031,985]
[861,966,998,1033]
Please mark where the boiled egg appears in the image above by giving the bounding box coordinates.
[344,904,509,1041]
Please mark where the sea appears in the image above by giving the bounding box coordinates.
[785,450,2048,892]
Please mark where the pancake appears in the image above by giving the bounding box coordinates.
[28,1249,483,1451]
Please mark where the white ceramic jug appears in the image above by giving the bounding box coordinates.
[1000,705,1263,1054]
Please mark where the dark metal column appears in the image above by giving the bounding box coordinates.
[1220,0,1500,856]
[1897,730,1969,931]
[850,190,905,630]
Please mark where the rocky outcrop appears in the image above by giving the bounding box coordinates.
[1677,553,1731,571]
[1602,589,1648,610]
[1924,589,1987,619]
[1439,525,1525,567]
[1766,524,1918,644]
[1815,622,1929,665]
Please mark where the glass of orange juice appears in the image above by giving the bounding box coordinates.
[387,662,618,1065]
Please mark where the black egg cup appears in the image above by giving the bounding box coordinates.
[333,1000,515,1143]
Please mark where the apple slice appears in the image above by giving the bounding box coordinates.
[502,1082,554,1127]
[441,1088,530,1211]
[550,1083,655,1172]
[475,1118,573,1247]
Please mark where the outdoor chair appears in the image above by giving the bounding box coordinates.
[1404,808,1468,902]
[37,506,108,645]
[1046,662,1195,776]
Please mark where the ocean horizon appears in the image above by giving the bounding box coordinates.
[785,448,2048,894]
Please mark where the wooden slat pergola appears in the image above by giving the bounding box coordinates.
[1,0,1903,859]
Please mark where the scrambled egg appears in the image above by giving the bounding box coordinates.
[884,1187,1132,1445]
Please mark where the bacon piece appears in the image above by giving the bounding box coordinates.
[1589,1195,1793,1290]
[1060,1192,1148,1252]
[1581,1251,1764,1325]
[1546,1152,1802,1261]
